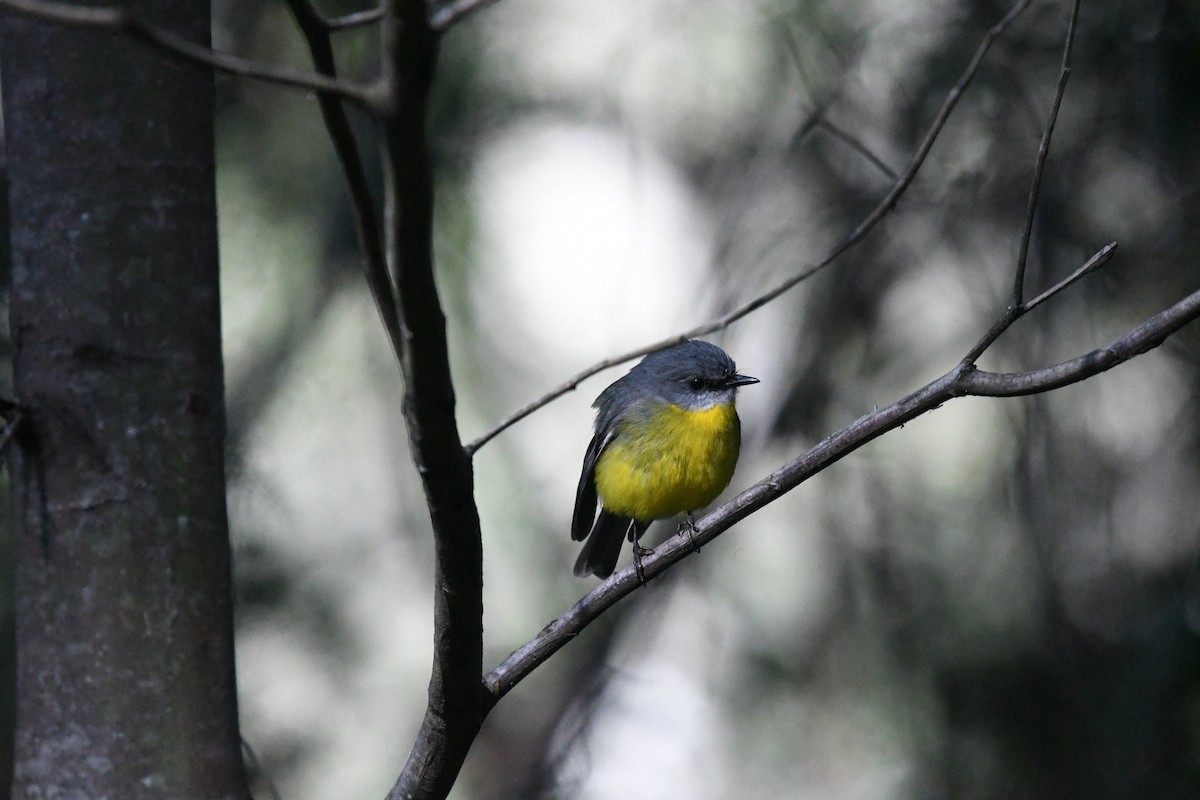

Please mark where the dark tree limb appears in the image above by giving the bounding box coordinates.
[465,0,1037,455]
[376,2,484,798]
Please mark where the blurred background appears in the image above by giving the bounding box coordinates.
[97,0,1200,797]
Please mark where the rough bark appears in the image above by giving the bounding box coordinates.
[0,3,248,798]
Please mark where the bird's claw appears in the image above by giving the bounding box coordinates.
[679,512,700,554]
[632,542,654,585]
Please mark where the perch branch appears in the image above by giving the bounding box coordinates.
[484,281,1200,702]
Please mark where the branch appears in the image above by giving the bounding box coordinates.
[0,408,25,460]
[0,0,379,109]
[484,282,1200,702]
[327,7,383,30]
[814,117,898,181]
[284,0,405,363]
[1020,240,1115,315]
[1011,0,1082,306]
[464,0,1037,455]
[962,0,1086,365]
[962,241,1117,365]
[378,1,485,798]
[429,0,503,31]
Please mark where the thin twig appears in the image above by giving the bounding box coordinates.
[1020,240,1115,315]
[962,0,1086,366]
[1012,0,1083,306]
[465,0,1037,455]
[429,0,503,31]
[0,0,379,109]
[284,0,404,363]
[961,241,1116,365]
[0,409,24,459]
[484,282,1200,702]
[778,30,896,181]
[815,117,898,181]
[327,7,383,30]
[240,738,283,800]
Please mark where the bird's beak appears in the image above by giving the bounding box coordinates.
[725,374,760,388]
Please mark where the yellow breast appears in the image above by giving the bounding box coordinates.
[594,401,742,522]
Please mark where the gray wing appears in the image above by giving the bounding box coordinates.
[572,375,637,541]
[571,427,613,541]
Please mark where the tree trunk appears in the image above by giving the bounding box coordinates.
[0,3,248,798]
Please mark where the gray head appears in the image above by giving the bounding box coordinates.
[596,340,759,417]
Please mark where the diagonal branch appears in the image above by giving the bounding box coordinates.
[1020,240,1115,315]
[962,241,1117,365]
[284,0,404,363]
[429,0,503,31]
[484,281,1200,702]
[962,0,1086,366]
[0,0,379,108]
[1012,0,1082,306]
[328,7,383,30]
[813,117,898,181]
[464,0,1037,455]
[0,407,25,460]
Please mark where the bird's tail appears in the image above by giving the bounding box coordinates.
[573,510,634,578]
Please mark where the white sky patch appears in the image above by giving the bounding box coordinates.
[471,119,713,364]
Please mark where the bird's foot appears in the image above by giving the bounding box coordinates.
[679,512,700,554]
[632,542,654,586]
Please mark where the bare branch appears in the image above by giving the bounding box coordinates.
[0,408,25,460]
[955,0,1089,368]
[429,0,503,31]
[0,0,379,109]
[814,118,898,181]
[327,7,383,30]
[961,241,1117,365]
[1019,240,1116,315]
[963,289,1200,396]
[240,739,283,800]
[484,282,1200,702]
[464,337,691,456]
[465,0,1037,455]
[379,0,484,797]
[284,0,404,362]
[1012,0,1083,305]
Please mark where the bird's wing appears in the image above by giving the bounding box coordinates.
[571,426,615,541]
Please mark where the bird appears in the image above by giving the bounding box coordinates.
[571,339,758,579]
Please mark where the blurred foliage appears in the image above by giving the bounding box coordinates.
[1,0,1195,798]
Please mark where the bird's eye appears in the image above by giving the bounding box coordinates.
[688,377,706,390]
